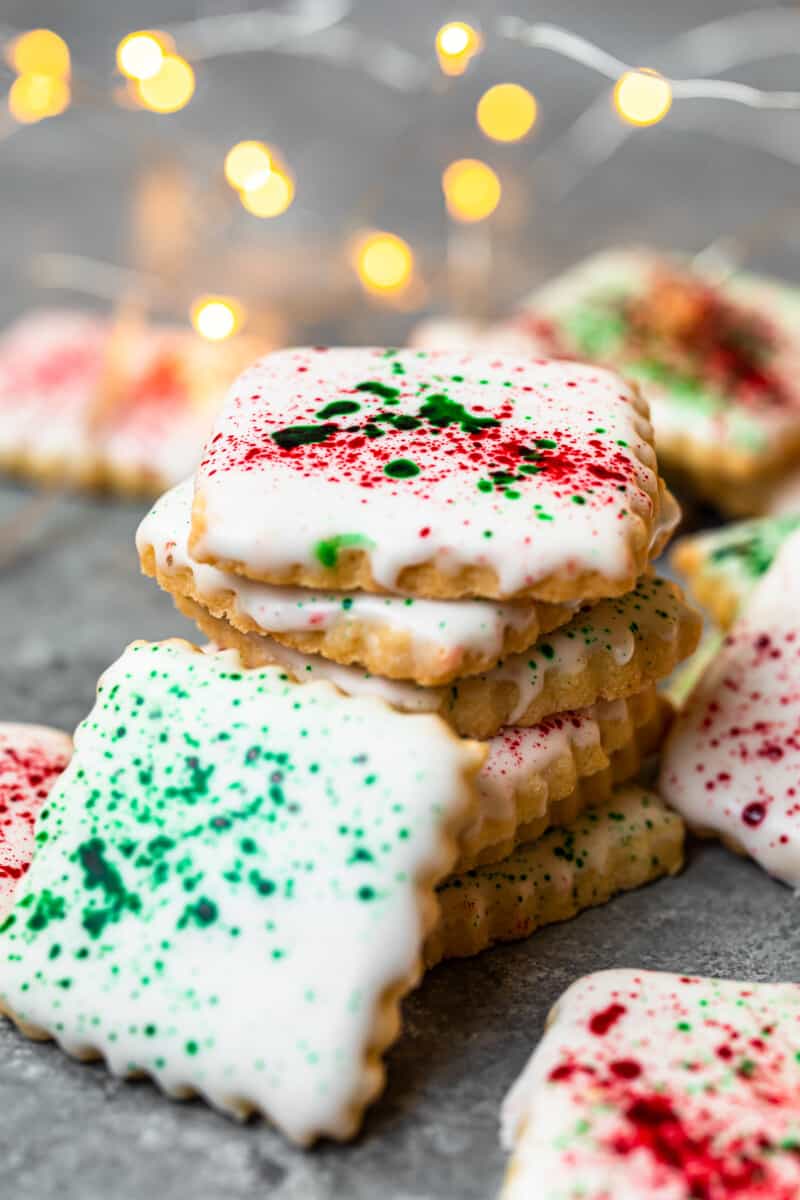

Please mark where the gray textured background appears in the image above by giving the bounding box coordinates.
[1,2,799,1198]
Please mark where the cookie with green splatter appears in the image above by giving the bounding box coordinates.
[672,513,800,630]
[529,248,800,517]
[189,347,676,603]
[426,786,684,966]
[0,639,483,1145]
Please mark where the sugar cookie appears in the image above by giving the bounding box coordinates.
[500,969,800,1200]
[190,347,677,601]
[137,479,573,686]
[0,723,72,920]
[661,527,800,885]
[426,787,684,966]
[0,640,483,1145]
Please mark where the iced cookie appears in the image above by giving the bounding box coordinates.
[190,347,678,602]
[529,248,800,516]
[500,968,800,1200]
[426,787,683,966]
[175,575,701,740]
[661,528,800,885]
[458,688,670,871]
[138,479,573,686]
[0,723,72,920]
[0,640,483,1145]
[0,309,106,486]
[672,513,800,630]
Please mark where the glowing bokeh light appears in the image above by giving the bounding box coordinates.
[10,29,70,78]
[435,21,481,76]
[354,231,414,295]
[8,73,70,123]
[117,32,169,81]
[240,167,295,217]
[442,158,502,222]
[136,54,195,113]
[614,68,673,127]
[476,83,537,142]
[191,296,244,341]
[224,141,273,193]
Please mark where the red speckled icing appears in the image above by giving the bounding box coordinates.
[502,968,800,1199]
[660,528,800,885]
[0,722,72,919]
[191,347,668,597]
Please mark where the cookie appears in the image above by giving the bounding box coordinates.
[138,479,574,687]
[189,346,678,602]
[0,309,106,486]
[529,248,800,516]
[458,688,671,871]
[426,787,684,966]
[661,527,800,885]
[0,640,484,1145]
[500,969,800,1200]
[0,723,72,921]
[0,309,264,498]
[174,574,701,740]
[672,513,800,629]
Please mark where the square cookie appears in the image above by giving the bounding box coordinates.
[529,248,800,515]
[0,640,483,1144]
[190,347,677,602]
[500,969,800,1199]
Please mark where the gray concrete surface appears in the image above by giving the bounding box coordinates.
[1,1,799,1196]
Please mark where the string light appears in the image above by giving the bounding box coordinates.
[135,54,195,113]
[224,141,273,193]
[442,158,501,222]
[117,31,171,82]
[8,29,70,78]
[354,232,414,295]
[614,68,673,127]
[240,165,295,217]
[8,73,70,123]
[435,21,481,76]
[190,295,244,341]
[476,83,537,142]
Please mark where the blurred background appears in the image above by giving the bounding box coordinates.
[3,0,800,346]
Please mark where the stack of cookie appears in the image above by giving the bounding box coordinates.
[137,346,701,955]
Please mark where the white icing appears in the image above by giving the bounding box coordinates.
[660,528,800,886]
[192,348,662,597]
[138,479,552,676]
[0,640,480,1145]
[500,968,800,1200]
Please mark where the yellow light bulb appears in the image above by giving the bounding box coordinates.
[240,167,294,218]
[8,73,70,123]
[224,141,273,193]
[477,83,537,142]
[442,158,501,223]
[136,54,195,114]
[10,29,70,78]
[117,32,170,81]
[354,232,414,295]
[613,68,672,127]
[435,21,481,76]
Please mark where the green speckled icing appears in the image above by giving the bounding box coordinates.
[687,514,800,613]
[0,640,478,1144]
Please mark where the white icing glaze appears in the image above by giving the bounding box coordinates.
[0,640,480,1144]
[500,968,800,1200]
[192,347,663,597]
[660,528,800,886]
[0,723,72,921]
[138,479,554,676]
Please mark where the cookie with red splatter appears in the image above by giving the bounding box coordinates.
[427,787,684,966]
[529,248,800,517]
[500,968,800,1200]
[174,573,700,741]
[189,347,677,602]
[661,527,800,886]
[0,723,72,920]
